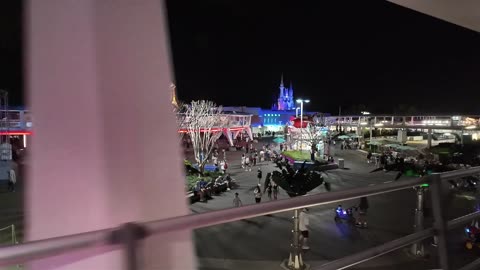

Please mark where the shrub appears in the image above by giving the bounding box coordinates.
[282,150,313,162]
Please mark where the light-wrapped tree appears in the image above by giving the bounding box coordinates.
[182,100,225,173]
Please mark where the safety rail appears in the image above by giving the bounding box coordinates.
[1,167,480,270]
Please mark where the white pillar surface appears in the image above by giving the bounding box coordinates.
[223,128,234,146]
[27,1,195,269]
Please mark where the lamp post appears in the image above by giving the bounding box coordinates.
[295,107,300,118]
[296,99,310,150]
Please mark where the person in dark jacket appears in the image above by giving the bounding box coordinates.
[257,169,262,184]
[356,197,369,228]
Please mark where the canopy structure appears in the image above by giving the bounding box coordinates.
[388,0,480,32]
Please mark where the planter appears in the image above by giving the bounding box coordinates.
[193,164,218,172]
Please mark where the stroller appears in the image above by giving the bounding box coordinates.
[465,220,480,250]
[334,205,357,224]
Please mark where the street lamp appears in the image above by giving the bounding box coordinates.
[296,99,310,150]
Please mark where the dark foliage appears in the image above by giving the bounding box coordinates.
[270,161,334,197]
[370,160,457,180]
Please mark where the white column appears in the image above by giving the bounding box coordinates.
[233,130,241,140]
[428,128,433,148]
[300,102,304,149]
[245,126,254,141]
[27,1,194,269]
[223,128,234,146]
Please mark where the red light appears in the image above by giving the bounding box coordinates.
[177,127,245,134]
[0,131,32,136]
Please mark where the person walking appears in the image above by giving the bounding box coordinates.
[273,181,279,200]
[241,154,246,169]
[220,160,226,174]
[245,155,250,171]
[356,197,369,228]
[212,154,218,167]
[233,193,243,207]
[254,184,262,203]
[366,152,372,164]
[248,154,253,171]
[299,208,310,249]
[8,169,16,192]
[257,169,262,184]
[265,182,273,200]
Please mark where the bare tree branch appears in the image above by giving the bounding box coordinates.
[183,100,226,173]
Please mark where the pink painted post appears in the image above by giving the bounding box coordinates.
[26,1,195,269]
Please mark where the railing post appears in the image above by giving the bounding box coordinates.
[109,223,149,270]
[286,209,305,270]
[430,174,449,270]
[411,186,426,257]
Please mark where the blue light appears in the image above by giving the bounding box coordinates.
[342,210,347,215]
[466,228,470,233]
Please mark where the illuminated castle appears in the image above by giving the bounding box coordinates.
[272,75,295,110]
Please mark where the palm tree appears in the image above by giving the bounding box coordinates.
[269,160,334,270]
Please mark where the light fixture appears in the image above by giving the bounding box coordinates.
[466,125,476,130]
[374,123,383,127]
[296,99,310,103]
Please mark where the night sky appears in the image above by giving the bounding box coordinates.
[1,1,480,115]
[0,1,22,106]
[166,0,480,115]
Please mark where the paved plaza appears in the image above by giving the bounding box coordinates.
[190,138,480,270]
[0,141,477,270]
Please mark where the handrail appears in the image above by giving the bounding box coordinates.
[0,228,114,267]
[0,168,477,268]
[316,228,435,270]
[144,176,427,234]
[458,257,480,270]
[0,174,427,266]
[316,211,480,270]
[439,167,480,180]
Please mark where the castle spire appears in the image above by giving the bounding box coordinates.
[170,83,179,109]
[280,73,284,88]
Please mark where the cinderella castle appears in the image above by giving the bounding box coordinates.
[272,75,295,111]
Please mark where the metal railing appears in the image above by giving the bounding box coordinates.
[1,167,480,270]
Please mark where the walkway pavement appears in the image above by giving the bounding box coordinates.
[190,138,479,270]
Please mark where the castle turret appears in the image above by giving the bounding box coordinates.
[289,81,293,98]
[279,74,285,97]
